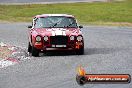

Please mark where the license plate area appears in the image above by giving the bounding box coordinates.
[52,45,66,48]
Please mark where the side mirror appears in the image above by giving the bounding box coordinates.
[28,25,32,28]
[79,25,83,28]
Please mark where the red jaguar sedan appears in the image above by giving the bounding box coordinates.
[28,14,84,56]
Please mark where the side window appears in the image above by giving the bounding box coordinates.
[35,18,44,28]
[67,17,77,27]
[32,17,37,28]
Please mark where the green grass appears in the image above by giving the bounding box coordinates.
[0,0,132,26]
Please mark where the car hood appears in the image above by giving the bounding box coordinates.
[34,28,81,36]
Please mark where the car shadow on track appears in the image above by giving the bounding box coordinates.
[40,51,76,56]
[84,47,126,55]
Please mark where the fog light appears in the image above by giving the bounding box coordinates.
[44,36,48,41]
[70,36,75,40]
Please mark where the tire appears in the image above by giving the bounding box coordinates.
[31,46,39,57]
[76,47,84,55]
[28,42,32,53]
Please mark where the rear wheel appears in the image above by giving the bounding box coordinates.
[31,46,39,57]
[76,47,84,55]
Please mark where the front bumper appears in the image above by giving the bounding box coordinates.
[45,47,73,51]
[34,41,84,51]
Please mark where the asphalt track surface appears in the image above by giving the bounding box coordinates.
[0,23,132,88]
[0,0,106,4]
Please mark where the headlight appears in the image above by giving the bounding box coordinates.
[36,36,41,42]
[44,36,48,41]
[77,36,83,41]
[70,36,74,41]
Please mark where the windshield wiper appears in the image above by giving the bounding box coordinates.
[49,21,61,28]
[65,22,75,28]
[51,23,58,27]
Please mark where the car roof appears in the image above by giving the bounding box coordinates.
[34,14,75,18]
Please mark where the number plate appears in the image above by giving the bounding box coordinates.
[52,45,66,47]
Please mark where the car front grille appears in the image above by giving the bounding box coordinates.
[50,36,68,45]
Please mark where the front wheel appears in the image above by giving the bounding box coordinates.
[31,46,39,57]
[28,42,32,53]
[76,47,84,55]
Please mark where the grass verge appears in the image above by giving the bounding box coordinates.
[0,0,132,26]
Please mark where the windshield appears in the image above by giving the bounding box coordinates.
[34,16,78,28]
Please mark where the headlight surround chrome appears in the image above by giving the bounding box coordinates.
[77,36,83,41]
[44,36,49,41]
[36,36,42,42]
[70,36,75,41]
